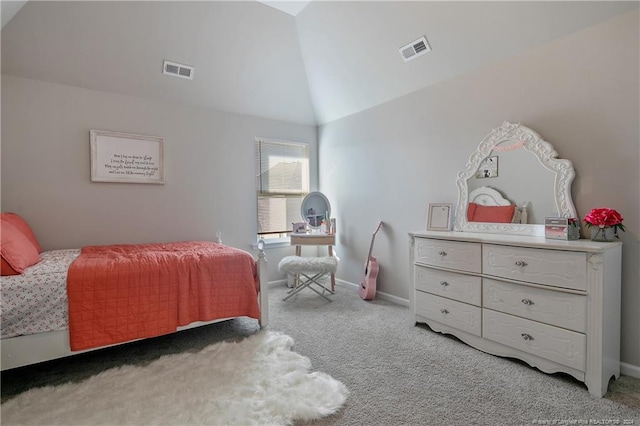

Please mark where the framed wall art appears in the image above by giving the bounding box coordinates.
[475,156,498,178]
[427,203,453,231]
[90,130,165,184]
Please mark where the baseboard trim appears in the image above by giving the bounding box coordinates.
[337,279,409,307]
[268,279,287,288]
[620,362,640,379]
[269,278,410,306]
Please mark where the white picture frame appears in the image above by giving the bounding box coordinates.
[475,156,498,178]
[90,129,165,184]
[427,203,453,231]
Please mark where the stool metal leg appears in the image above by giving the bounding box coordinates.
[283,271,334,302]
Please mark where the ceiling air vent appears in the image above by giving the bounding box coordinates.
[399,36,431,63]
[163,60,194,80]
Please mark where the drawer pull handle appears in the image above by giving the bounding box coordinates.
[521,298,534,306]
[440,281,449,287]
[440,309,449,314]
[515,260,528,267]
[521,333,534,341]
[438,251,447,257]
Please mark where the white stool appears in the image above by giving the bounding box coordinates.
[278,255,338,302]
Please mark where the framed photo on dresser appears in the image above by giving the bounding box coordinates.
[427,203,452,231]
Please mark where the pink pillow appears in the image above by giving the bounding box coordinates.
[1,212,42,253]
[1,221,41,275]
[1,257,20,276]
[467,203,478,221]
[471,204,516,223]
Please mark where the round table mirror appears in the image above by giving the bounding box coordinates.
[301,192,331,228]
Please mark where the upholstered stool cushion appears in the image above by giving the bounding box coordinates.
[278,256,338,274]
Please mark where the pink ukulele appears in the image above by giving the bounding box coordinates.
[359,221,383,300]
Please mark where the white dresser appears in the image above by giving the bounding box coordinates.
[409,231,622,397]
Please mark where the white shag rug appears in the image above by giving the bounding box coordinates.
[1,331,349,425]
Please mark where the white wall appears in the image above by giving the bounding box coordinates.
[319,11,639,370]
[1,75,317,263]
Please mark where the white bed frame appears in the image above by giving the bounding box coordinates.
[1,249,269,371]
[469,186,528,224]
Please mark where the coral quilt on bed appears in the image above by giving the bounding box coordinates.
[67,241,260,351]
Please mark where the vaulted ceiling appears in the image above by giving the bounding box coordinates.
[2,1,637,125]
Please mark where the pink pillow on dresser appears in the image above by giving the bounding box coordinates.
[1,212,43,253]
[1,221,41,275]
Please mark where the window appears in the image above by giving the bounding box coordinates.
[255,138,309,241]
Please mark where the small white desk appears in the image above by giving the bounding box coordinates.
[290,233,336,291]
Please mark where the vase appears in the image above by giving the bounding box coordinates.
[590,226,616,242]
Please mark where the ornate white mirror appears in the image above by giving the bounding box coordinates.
[453,122,576,236]
[301,191,331,229]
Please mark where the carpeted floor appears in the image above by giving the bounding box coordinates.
[2,282,640,425]
[269,284,640,425]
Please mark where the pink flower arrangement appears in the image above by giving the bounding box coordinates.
[583,208,625,233]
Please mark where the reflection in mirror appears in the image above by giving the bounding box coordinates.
[467,186,525,224]
[467,142,557,224]
[454,122,576,237]
[300,191,331,229]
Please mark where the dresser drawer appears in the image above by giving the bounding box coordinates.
[415,265,481,306]
[483,309,585,371]
[483,244,587,291]
[483,278,586,333]
[415,291,481,336]
[414,238,481,273]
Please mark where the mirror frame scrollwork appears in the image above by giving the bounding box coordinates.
[453,122,577,236]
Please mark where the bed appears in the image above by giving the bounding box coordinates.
[0,214,268,371]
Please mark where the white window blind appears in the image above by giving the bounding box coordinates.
[255,138,309,238]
